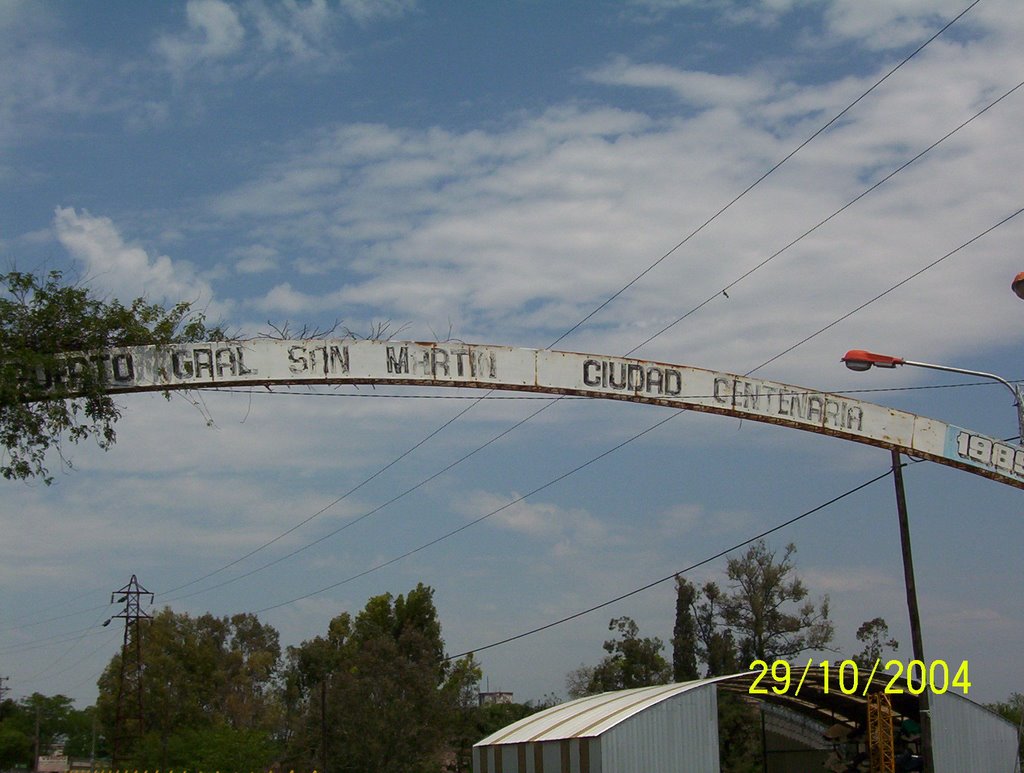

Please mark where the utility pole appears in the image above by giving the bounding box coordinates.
[891,452,932,773]
[110,575,153,769]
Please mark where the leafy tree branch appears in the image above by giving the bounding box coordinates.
[0,269,226,483]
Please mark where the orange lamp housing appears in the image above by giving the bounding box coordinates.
[1012,272,1024,300]
[841,349,906,371]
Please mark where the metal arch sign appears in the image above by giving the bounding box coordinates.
[24,338,1024,489]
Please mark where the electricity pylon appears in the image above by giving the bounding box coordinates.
[110,575,152,768]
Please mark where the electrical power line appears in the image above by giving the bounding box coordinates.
[161,397,564,604]
[244,205,1022,614]
[444,421,1013,660]
[165,140,1013,606]
[140,0,985,609]
[4,1,991,658]
[748,205,1024,375]
[625,77,1024,359]
[548,0,983,351]
[162,191,1021,608]
[445,466,896,661]
[159,394,487,597]
[169,182,1024,609]
[253,409,683,613]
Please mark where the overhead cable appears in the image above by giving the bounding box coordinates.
[247,206,1023,613]
[548,0,983,350]
[444,466,896,661]
[149,0,984,604]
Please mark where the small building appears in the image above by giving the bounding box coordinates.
[474,681,718,772]
[480,691,515,707]
[35,754,68,773]
[473,669,1019,773]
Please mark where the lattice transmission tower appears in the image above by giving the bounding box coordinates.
[110,575,153,768]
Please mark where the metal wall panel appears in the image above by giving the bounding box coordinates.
[600,683,719,773]
[929,691,1019,773]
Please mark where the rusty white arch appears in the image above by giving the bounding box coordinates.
[26,338,1024,489]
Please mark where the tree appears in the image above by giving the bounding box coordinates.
[283,583,480,773]
[985,693,1023,768]
[0,725,32,771]
[0,269,224,483]
[852,617,899,669]
[685,541,832,773]
[95,608,282,770]
[0,693,92,769]
[566,617,671,698]
[693,581,740,677]
[672,576,699,681]
[704,540,833,666]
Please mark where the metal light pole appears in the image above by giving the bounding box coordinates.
[841,341,1024,773]
[840,279,1024,771]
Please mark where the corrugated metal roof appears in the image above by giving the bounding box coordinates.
[477,668,1019,770]
[475,678,729,745]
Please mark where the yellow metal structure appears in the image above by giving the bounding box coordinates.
[867,692,896,773]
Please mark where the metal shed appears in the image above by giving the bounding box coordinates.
[473,670,1020,773]
[473,680,721,773]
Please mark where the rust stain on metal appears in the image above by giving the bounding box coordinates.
[18,339,1024,490]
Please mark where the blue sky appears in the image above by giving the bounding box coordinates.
[2,0,1023,710]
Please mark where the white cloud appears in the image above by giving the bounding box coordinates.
[234,245,279,274]
[155,0,418,78]
[624,0,976,46]
[156,0,245,74]
[454,490,607,550]
[803,566,901,595]
[206,26,1024,384]
[822,0,980,49]
[588,57,773,107]
[6,0,1024,710]
[52,206,226,320]
[0,12,111,146]
[335,0,418,24]
[250,0,333,60]
[252,281,329,314]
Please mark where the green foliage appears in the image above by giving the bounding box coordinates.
[692,582,740,677]
[80,586,507,772]
[134,725,278,773]
[672,576,699,681]
[985,692,1023,767]
[852,617,899,669]
[96,609,282,769]
[716,692,763,773]
[697,541,833,667]
[283,583,480,773]
[0,725,32,770]
[0,693,93,769]
[566,616,671,697]
[0,269,224,483]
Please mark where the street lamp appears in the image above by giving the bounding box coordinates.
[1012,271,1024,300]
[840,347,1024,773]
[839,347,938,770]
[841,349,1024,443]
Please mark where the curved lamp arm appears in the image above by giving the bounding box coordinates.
[842,349,1024,444]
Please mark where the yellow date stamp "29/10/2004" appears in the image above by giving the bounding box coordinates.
[748,659,971,698]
